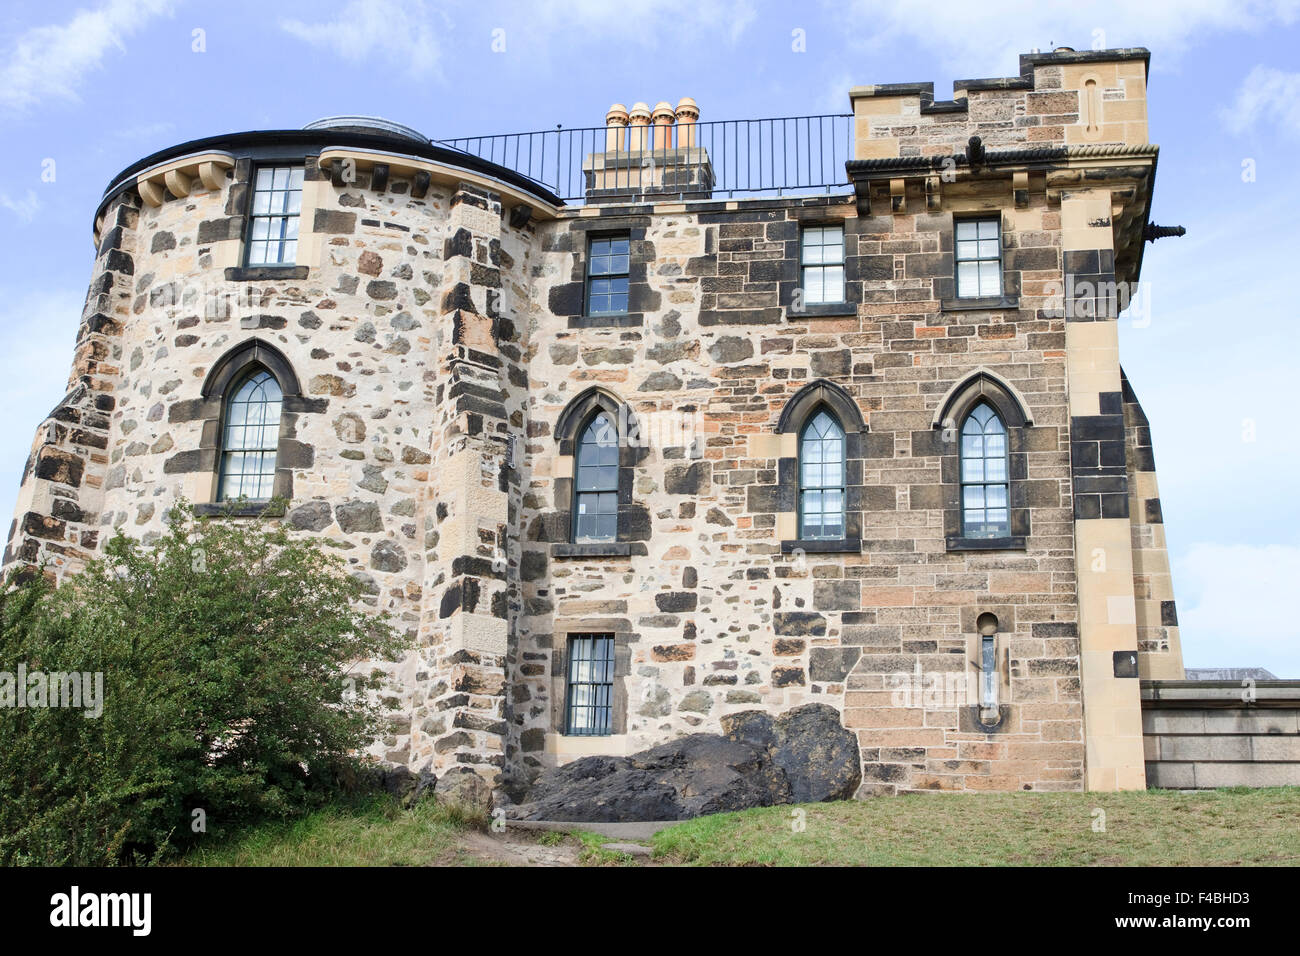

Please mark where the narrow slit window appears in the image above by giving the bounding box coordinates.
[586,235,630,315]
[801,225,845,305]
[246,166,304,266]
[565,634,615,736]
[960,402,1009,538]
[799,409,846,540]
[573,412,619,542]
[955,219,1002,298]
[218,368,282,501]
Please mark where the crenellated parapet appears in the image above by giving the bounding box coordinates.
[849,47,1151,160]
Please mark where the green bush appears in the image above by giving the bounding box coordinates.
[0,502,402,865]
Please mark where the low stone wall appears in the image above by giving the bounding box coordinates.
[1142,680,1300,788]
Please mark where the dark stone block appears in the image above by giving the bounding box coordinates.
[655,591,698,613]
[278,440,315,469]
[773,611,827,636]
[664,461,710,496]
[814,579,860,611]
[287,500,332,531]
[336,500,383,533]
[520,549,548,581]
[810,647,861,682]
[1100,493,1129,519]
[162,450,206,474]
[1161,599,1178,627]
[197,218,241,243]
[1073,495,1101,520]
[313,209,357,234]
[1144,497,1163,524]
[549,282,584,316]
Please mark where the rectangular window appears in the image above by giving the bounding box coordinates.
[246,166,304,266]
[565,634,615,736]
[586,235,630,315]
[955,218,1002,298]
[801,225,845,305]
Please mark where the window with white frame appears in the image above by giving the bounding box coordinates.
[573,412,619,542]
[218,368,282,501]
[955,218,1002,298]
[960,402,1010,538]
[798,408,847,540]
[246,166,304,266]
[800,225,845,305]
[585,235,630,315]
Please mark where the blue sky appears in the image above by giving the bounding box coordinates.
[1,0,1297,674]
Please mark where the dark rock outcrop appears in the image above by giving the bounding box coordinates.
[508,703,860,822]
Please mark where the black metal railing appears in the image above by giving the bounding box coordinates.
[436,114,854,204]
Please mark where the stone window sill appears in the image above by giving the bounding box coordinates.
[195,500,287,518]
[781,538,862,554]
[225,265,309,282]
[941,295,1020,312]
[552,542,632,558]
[945,535,1026,552]
[788,303,858,318]
[568,313,644,329]
[546,732,630,758]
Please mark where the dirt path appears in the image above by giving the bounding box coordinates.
[458,829,584,866]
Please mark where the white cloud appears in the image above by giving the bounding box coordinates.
[1174,543,1300,678]
[0,0,176,114]
[0,191,41,223]
[281,0,446,79]
[1221,65,1300,138]
[839,0,1300,83]
[540,0,758,44]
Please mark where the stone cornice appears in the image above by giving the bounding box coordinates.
[314,146,563,220]
[847,143,1159,284]
[134,150,236,208]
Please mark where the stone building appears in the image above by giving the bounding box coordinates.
[4,46,1186,796]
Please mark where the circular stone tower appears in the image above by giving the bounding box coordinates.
[4,118,562,780]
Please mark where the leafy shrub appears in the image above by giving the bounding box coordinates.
[0,502,402,865]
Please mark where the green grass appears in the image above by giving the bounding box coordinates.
[181,787,1300,866]
[571,830,642,865]
[183,796,494,867]
[651,787,1300,866]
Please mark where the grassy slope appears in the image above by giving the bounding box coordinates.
[183,787,1300,866]
[652,787,1300,866]
[184,797,493,867]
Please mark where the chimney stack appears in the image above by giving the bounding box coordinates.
[675,97,699,147]
[605,103,629,151]
[628,102,652,151]
[652,101,675,149]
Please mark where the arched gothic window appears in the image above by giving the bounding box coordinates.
[573,412,619,542]
[799,409,846,540]
[218,368,283,501]
[960,402,1009,538]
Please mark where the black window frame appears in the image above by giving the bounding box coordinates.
[959,401,1011,539]
[797,406,848,541]
[800,223,846,306]
[243,164,305,269]
[216,365,284,503]
[571,410,620,543]
[584,233,631,317]
[954,217,1003,299]
[564,633,616,736]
